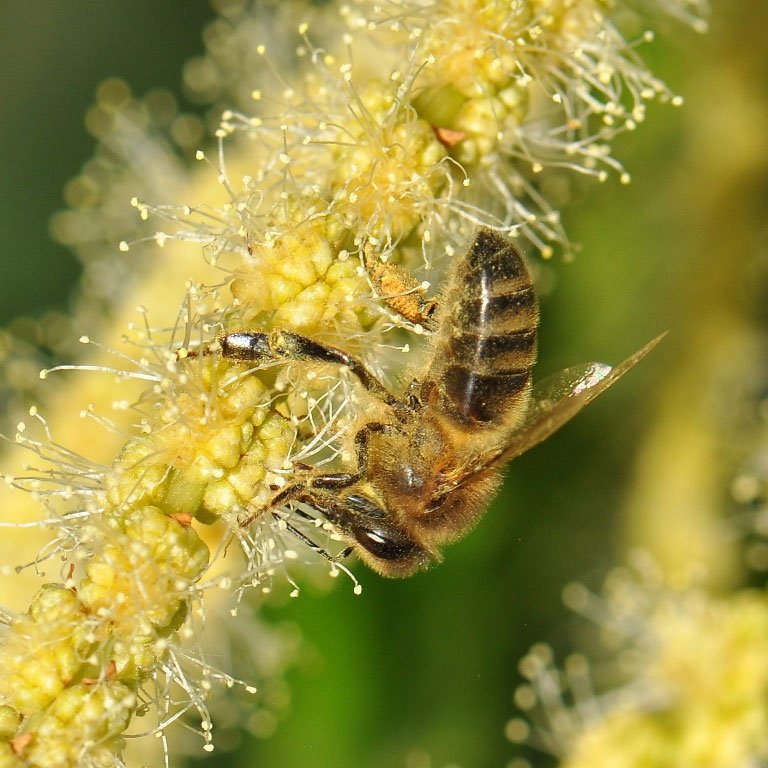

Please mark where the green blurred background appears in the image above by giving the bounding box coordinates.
[1,2,766,767]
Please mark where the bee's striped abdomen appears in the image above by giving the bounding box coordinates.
[431,229,539,425]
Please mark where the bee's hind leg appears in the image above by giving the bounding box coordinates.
[213,329,396,404]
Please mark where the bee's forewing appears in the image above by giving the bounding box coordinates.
[491,333,666,468]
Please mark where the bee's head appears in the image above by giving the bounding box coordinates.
[336,492,433,578]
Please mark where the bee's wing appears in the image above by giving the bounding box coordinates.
[490,333,666,468]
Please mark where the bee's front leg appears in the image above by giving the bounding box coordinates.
[254,480,426,571]
[240,468,361,530]
[248,481,353,564]
[241,480,359,564]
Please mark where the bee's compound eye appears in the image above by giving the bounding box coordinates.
[351,523,420,562]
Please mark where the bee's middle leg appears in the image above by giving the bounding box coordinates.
[363,241,439,330]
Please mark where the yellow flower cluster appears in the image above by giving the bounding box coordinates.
[508,564,768,768]
[107,357,294,521]
[0,679,134,768]
[0,567,171,766]
[0,354,305,763]
[564,591,768,768]
[344,0,680,210]
[230,208,375,334]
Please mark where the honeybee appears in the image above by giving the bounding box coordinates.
[215,229,662,577]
